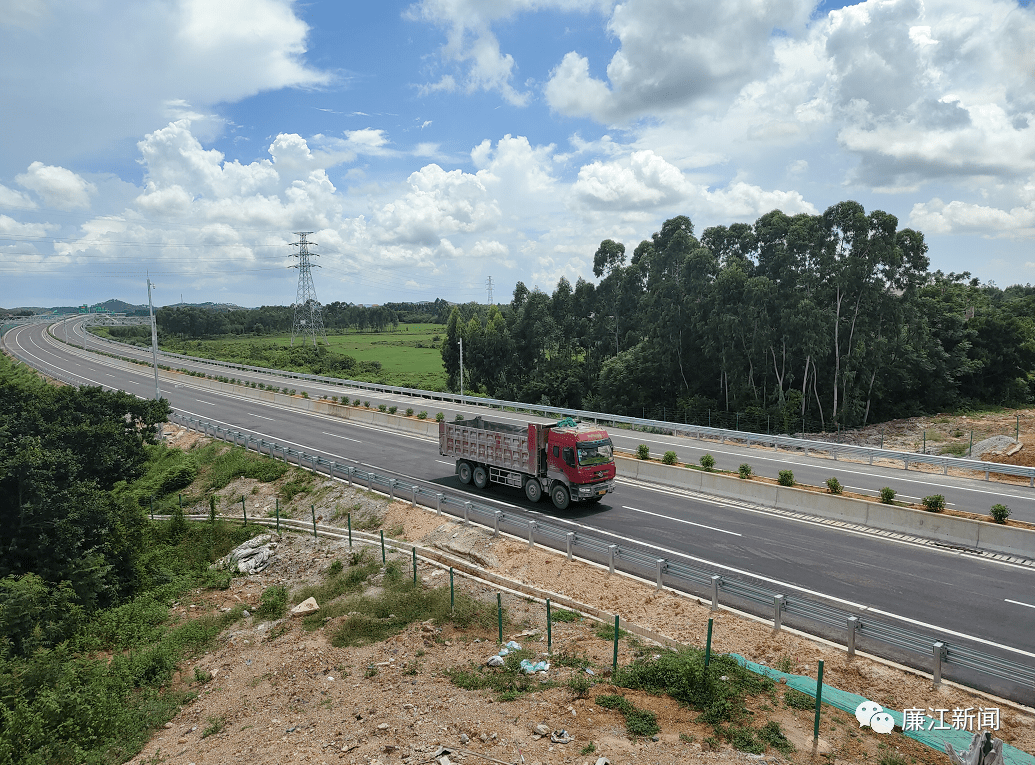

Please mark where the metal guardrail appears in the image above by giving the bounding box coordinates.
[168,409,1035,699]
[63,323,1035,486]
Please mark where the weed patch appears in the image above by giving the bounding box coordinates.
[595,694,659,738]
[447,649,553,701]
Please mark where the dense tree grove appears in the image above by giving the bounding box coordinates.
[443,202,1035,431]
[155,301,425,338]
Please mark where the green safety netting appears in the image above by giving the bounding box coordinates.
[730,654,1035,765]
[554,417,579,428]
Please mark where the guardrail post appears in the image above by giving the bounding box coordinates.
[463,501,472,525]
[346,467,353,487]
[389,479,396,501]
[411,485,417,507]
[528,520,537,549]
[710,575,721,611]
[847,616,858,656]
[655,559,665,591]
[773,595,784,630]
[566,532,575,561]
[493,510,502,537]
[932,642,945,686]
[985,469,990,481]
[608,544,617,575]
[367,472,373,491]
[436,493,444,516]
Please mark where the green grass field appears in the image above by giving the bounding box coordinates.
[89,323,450,390]
[259,324,447,389]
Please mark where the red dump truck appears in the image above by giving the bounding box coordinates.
[439,416,616,509]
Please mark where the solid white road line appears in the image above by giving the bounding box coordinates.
[1005,598,1035,610]
[322,431,362,443]
[622,505,742,536]
[436,460,455,466]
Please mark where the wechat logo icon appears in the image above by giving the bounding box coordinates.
[855,700,895,734]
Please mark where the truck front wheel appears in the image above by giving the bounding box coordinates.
[473,465,488,489]
[524,478,543,503]
[550,484,570,510]
[458,462,473,485]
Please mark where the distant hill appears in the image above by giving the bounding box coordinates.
[2,299,252,315]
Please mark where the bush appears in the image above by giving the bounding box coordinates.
[777,470,794,487]
[363,401,370,408]
[455,413,465,422]
[990,503,1011,524]
[388,406,397,414]
[435,412,445,422]
[256,585,289,619]
[378,404,387,412]
[405,408,414,417]
[738,463,752,479]
[418,411,428,419]
[353,398,361,406]
[879,487,896,504]
[662,451,677,465]
[331,395,338,402]
[700,454,715,471]
[922,494,946,512]
[300,391,309,399]
[636,444,650,460]
[825,477,843,494]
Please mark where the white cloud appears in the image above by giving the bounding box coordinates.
[910,193,1035,239]
[15,162,96,209]
[0,183,36,209]
[371,164,501,246]
[0,0,330,176]
[408,0,610,106]
[545,0,813,122]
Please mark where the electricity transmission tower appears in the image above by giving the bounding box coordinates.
[289,232,328,347]
[485,275,493,305]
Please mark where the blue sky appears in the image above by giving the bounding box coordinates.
[1,0,1033,309]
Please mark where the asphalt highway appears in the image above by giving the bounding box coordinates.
[51,318,1035,525]
[7,320,1035,701]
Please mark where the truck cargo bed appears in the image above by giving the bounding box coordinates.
[439,417,538,474]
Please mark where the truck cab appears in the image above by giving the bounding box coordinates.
[542,422,616,508]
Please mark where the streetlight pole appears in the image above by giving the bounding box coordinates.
[147,275,161,402]
[458,337,464,399]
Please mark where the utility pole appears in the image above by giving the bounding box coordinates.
[147,274,161,402]
[458,337,464,399]
[485,275,493,305]
[289,232,328,347]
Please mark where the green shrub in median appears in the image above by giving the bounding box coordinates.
[388,405,397,414]
[777,470,794,487]
[738,463,752,479]
[922,494,946,512]
[700,453,715,471]
[662,450,677,465]
[825,477,843,495]
[405,408,413,417]
[353,398,361,406]
[435,412,445,422]
[990,503,1011,523]
[636,444,651,460]
[418,411,428,419]
[378,404,387,412]
[879,486,896,504]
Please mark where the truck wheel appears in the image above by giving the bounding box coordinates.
[551,484,570,510]
[458,462,473,485]
[524,478,543,503]
[473,466,488,489]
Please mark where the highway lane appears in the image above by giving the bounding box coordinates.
[54,318,1035,524]
[9,320,1035,689]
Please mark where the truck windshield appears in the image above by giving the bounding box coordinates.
[577,440,613,466]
